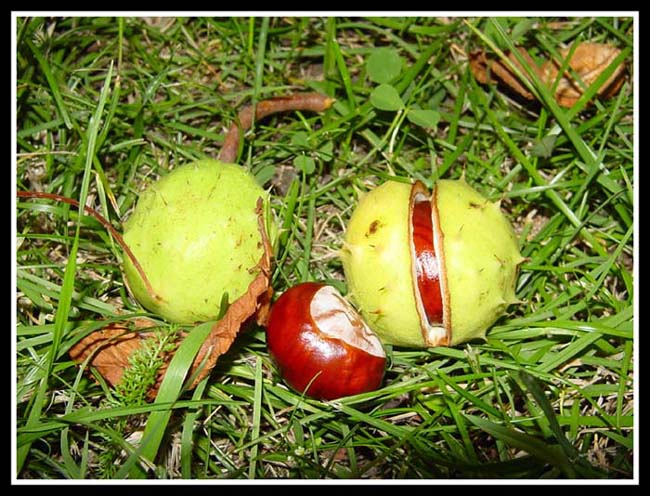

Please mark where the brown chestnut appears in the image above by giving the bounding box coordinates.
[265,282,386,400]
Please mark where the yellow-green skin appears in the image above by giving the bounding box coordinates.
[122,159,277,324]
[341,178,523,348]
[341,181,421,347]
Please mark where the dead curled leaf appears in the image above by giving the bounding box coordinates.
[469,42,627,108]
[68,318,160,388]
[470,47,540,101]
[69,198,273,400]
[542,43,627,107]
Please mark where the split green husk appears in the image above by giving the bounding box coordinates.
[342,178,524,348]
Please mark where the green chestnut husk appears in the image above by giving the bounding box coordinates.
[122,159,277,324]
[341,177,524,348]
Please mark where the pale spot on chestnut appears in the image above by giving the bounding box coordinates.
[310,286,385,359]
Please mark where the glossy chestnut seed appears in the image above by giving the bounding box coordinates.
[411,188,445,327]
[265,282,386,400]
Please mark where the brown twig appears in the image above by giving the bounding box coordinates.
[218,92,334,163]
[16,190,160,302]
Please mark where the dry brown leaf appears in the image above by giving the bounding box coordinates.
[541,42,626,108]
[469,47,542,102]
[68,318,159,387]
[469,42,626,108]
[69,198,273,400]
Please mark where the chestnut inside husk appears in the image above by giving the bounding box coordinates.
[341,178,524,348]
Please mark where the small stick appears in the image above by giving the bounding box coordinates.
[218,92,334,163]
[16,190,160,301]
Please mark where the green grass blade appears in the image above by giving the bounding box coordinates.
[252,17,270,109]
[464,414,576,477]
[518,371,609,478]
[16,62,114,475]
[24,37,73,130]
[517,372,579,456]
[535,331,603,374]
[180,379,208,479]
[330,37,356,108]
[435,369,502,419]
[123,321,214,478]
[299,185,316,281]
[248,356,264,479]
[616,340,634,430]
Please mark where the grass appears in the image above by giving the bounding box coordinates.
[14,15,635,480]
